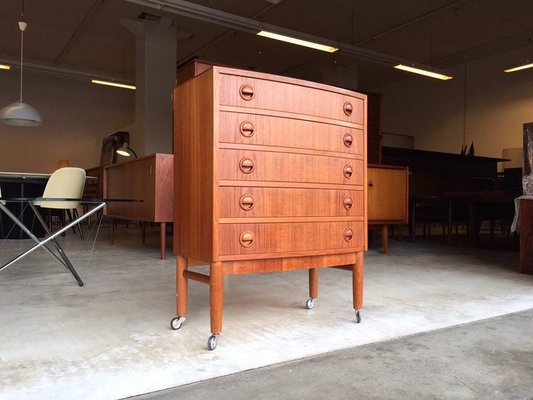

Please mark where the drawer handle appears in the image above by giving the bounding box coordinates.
[343,102,353,116]
[343,165,353,179]
[239,121,255,137]
[343,133,353,148]
[344,229,354,242]
[239,158,255,174]
[343,196,353,211]
[368,181,374,187]
[239,84,255,101]
[239,194,255,211]
[240,231,255,247]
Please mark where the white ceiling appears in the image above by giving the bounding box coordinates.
[1,0,532,91]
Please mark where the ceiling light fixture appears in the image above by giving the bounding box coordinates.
[91,79,136,90]
[0,0,42,127]
[394,64,453,80]
[125,0,453,80]
[257,31,338,53]
[0,64,11,70]
[504,61,533,73]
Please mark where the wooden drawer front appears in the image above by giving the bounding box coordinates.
[218,74,364,124]
[219,112,363,155]
[218,149,363,186]
[218,222,364,256]
[219,187,363,218]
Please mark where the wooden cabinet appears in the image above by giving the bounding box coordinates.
[368,165,409,253]
[103,153,174,259]
[172,66,367,349]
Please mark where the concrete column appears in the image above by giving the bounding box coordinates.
[122,17,176,156]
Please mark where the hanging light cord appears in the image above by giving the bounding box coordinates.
[18,0,26,103]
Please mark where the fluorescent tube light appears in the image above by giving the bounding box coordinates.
[394,64,453,80]
[504,61,533,73]
[91,79,136,90]
[0,64,11,70]
[257,30,338,53]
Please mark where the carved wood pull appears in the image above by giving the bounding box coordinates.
[343,165,353,179]
[344,228,354,242]
[343,133,353,148]
[239,84,255,101]
[239,194,255,211]
[343,102,353,116]
[239,231,255,247]
[239,158,255,174]
[240,121,255,137]
[343,196,353,211]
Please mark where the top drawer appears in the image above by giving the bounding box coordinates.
[218,74,364,125]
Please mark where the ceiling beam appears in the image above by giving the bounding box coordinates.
[55,0,105,64]
[123,0,454,78]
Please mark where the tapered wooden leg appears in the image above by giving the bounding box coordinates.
[210,262,224,335]
[381,224,389,254]
[176,255,188,318]
[353,252,364,310]
[309,268,318,299]
[160,222,166,259]
[110,217,115,244]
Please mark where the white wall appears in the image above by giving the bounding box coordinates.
[0,69,134,173]
[380,44,533,159]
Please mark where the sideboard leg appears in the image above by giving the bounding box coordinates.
[353,252,364,312]
[210,262,224,336]
[308,268,318,299]
[176,255,188,318]
[160,222,166,259]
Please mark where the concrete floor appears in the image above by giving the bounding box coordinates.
[0,224,532,400]
[131,309,533,400]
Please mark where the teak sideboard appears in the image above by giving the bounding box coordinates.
[172,66,367,350]
[103,153,174,259]
[368,164,409,253]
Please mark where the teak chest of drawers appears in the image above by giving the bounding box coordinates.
[172,66,367,350]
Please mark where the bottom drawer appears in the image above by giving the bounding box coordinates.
[218,222,364,256]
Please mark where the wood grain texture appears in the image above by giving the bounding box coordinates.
[173,63,368,336]
[218,73,364,125]
[219,187,363,218]
[219,111,364,155]
[367,165,409,223]
[217,222,364,257]
[103,153,173,222]
[173,71,215,260]
[218,149,363,185]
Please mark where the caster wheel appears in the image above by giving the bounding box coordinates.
[207,335,218,351]
[170,316,185,330]
[355,310,362,324]
[305,298,315,310]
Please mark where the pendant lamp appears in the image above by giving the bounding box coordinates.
[0,2,42,127]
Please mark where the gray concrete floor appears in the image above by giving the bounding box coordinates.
[1,223,532,400]
[129,309,533,400]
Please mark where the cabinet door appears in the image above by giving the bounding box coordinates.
[105,158,155,221]
[367,167,408,223]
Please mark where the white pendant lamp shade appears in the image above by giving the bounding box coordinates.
[0,3,42,127]
[0,101,42,126]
